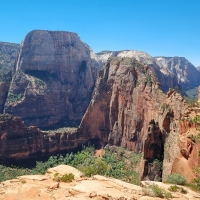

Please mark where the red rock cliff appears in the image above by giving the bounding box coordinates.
[3,30,99,129]
[80,57,198,181]
[0,114,90,159]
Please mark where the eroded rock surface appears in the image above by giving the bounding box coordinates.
[0,165,199,200]
[80,57,197,181]
[3,30,100,129]
[0,114,89,159]
[97,50,200,94]
[0,42,19,112]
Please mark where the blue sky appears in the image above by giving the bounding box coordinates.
[0,0,200,66]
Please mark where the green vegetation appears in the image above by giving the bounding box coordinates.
[53,172,74,182]
[6,92,24,103]
[143,183,172,199]
[166,173,187,185]
[168,185,187,194]
[185,87,199,99]
[0,71,12,82]
[188,177,200,191]
[34,77,45,87]
[161,103,171,112]
[145,73,152,85]
[0,145,142,185]
[188,133,200,143]
[20,179,26,184]
[44,127,77,133]
[187,97,198,107]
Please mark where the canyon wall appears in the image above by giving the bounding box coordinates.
[3,30,100,129]
[0,42,19,113]
[0,56,200,182]
[80,57,200,181]
[96,50,200,94]
[0,114,90,159]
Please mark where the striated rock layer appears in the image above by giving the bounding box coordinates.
[0,114,90,159]
[3,30,100,129]
[96,50,200,94]
[79,57,200,181]
[1,56,200,182]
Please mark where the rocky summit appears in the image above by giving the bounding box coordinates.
[3,30,100,129]
[97,50,200,94]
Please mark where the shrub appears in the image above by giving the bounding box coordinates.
[53,172,60,182]
[180,187,188,194]
[168,185,179,192]
[166,173,187,185]
[165,191,173,199]
[143,183,172,199]
[53,172,74,183]
[168,185,187,194]
[79,157,109,177]
[20,179,26,184]
[61,173,74,183]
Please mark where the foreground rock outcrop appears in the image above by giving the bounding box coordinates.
[0,165,199,200]
[3,30,100,129]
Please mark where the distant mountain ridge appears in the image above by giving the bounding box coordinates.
[96,50,200,95]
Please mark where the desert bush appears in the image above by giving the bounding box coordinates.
[143,183,172,199]
[53,172,74,182]
[61,173,74,182]
[166,173,187,185]
[168,185,179,192]
[79,158,109,177]
[168,185,187,193]
[20,179,26,184]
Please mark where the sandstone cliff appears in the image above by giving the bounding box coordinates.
[79,57,200,181]
[3,30,100,129]
[96,50,200,95]
[0,42,19,112]
[0,114,90,159]
[0,56,200,183]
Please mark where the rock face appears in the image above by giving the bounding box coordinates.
[80,57,199,181]
[0,165,199,200]
[96,50,200,95]
[0,42,19,112]
[166,100,200,182]
[0,56,199,182]
[0,114,90,159]
[3,30,100,129]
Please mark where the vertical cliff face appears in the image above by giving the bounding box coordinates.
[80,57,168,151]
[3,30,100,129]
[155,56,200,91]
[80,57,194,181]
[0,42,19,113]
[0,114,90,159]
[96,50,200,95]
